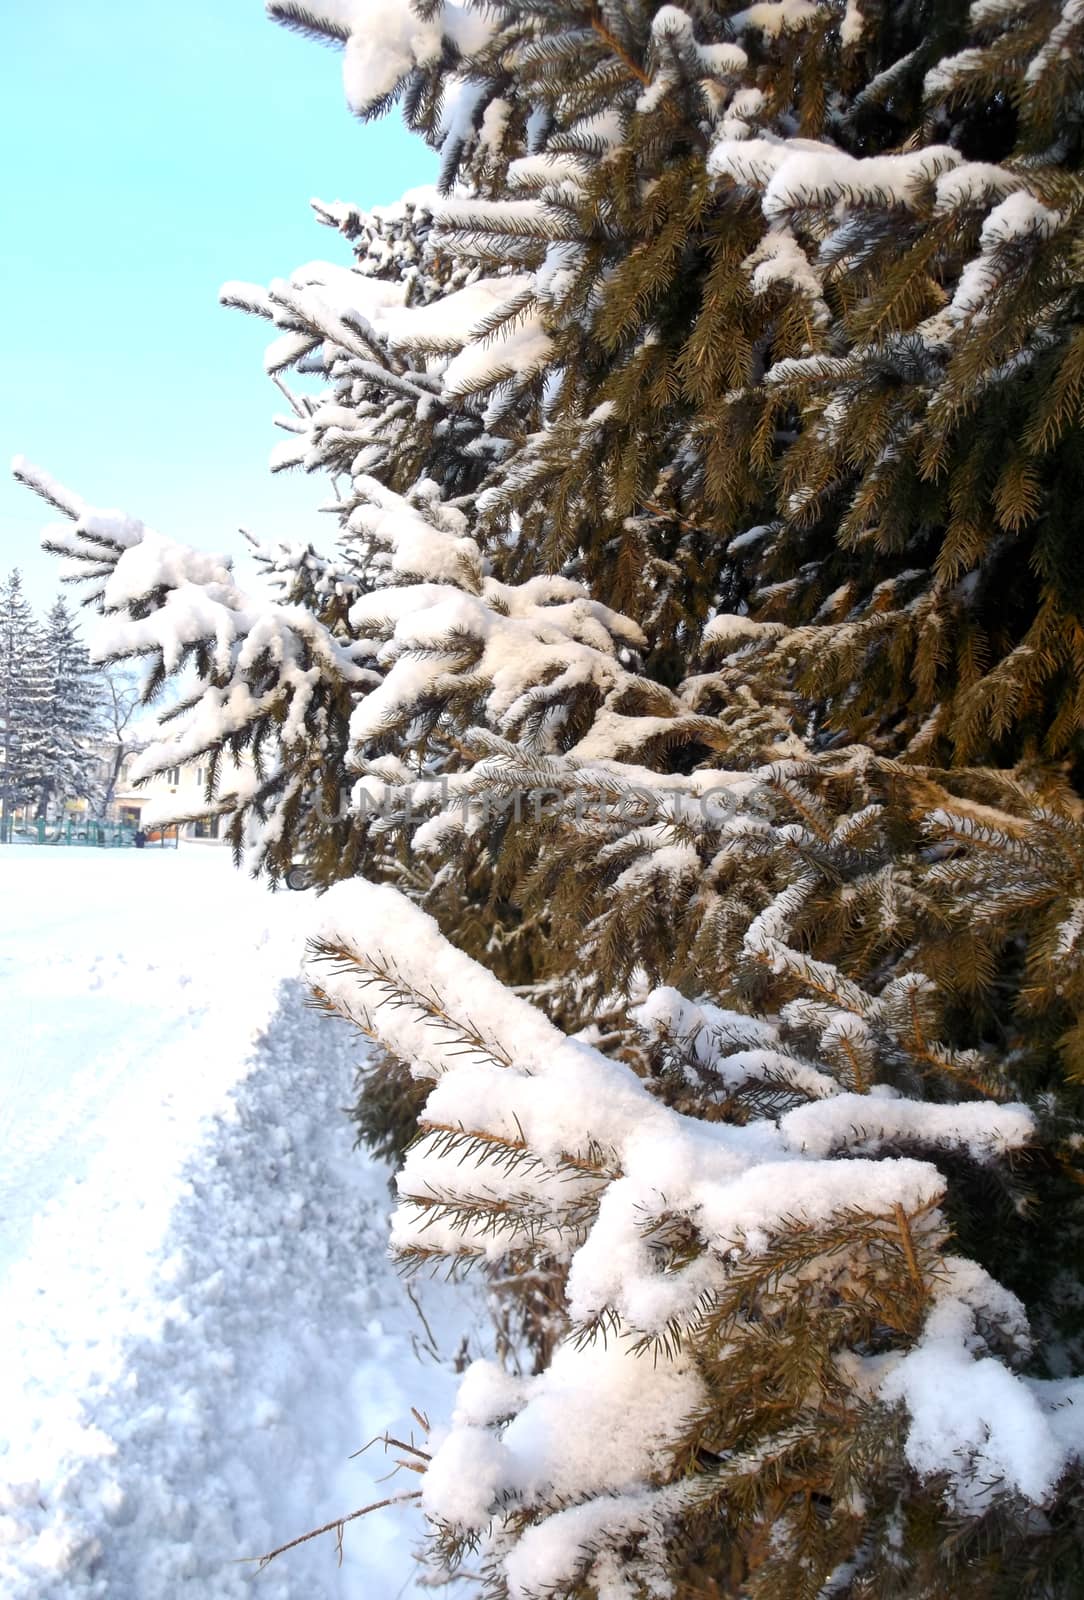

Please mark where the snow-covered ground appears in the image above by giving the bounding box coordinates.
[0,843,472,1599]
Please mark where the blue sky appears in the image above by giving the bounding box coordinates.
[0,0,435,612]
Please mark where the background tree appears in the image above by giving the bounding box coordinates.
[0,569,48,837]
[32,597,104,819]
[94,663,143,820]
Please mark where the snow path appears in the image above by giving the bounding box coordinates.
[0,846,473,1598]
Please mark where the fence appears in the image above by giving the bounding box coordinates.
[2,818,185,848]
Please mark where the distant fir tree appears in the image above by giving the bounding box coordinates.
[0,568,48,828]
[17,0,1084,1594]
[33,597,103,818]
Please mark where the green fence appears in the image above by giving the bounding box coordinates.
[1,817,186,847]
[9,818,138,847]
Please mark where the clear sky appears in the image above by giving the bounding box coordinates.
[0,0,436,612]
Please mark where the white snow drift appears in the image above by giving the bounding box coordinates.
[0,845,470,1600]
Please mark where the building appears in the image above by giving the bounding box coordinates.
[98,746,255,842]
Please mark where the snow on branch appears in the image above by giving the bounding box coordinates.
[268,0,500,117]
[303,877,1074,1591]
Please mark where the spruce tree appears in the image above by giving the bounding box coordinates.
[33,597,103,818]
[15,0,1084,1593]
[0,569,48,832]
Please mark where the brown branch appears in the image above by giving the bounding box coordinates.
[419,1119,612,1176]
[309,939,516,1067]
[906,986,929,1056]
[836,1032,869,1096]
[238,1491,422,1572]
[351,1432,431,1464]
[893,1204,925,1298]
[406,1281,441,1358]
[590,10,651,86]
[641,497,703,533]
[767,778,833,844]
[747,943,866,1017]
[905,987,1003,1099]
